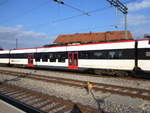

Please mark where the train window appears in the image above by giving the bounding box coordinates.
[93,51,105,59]
[108,51,115,59]
[10,54,14,58]
[94,51,102,58]
[18,54,26,58]
[118,51,123,58]
[49,53,56,62]
[60,57,65,62]
[0,54,3,58]
[146,52,150,57]
[35,53,42,62]
[58,53,66,63]
[78,51,89,59]
[114,51,123,59]
[22,54,27,58]
[10,53,28,59]
[124,49,135,59]
[42,53,48,62]
[0,54,9,58]
[84,52,89,59]
[116,51,122,58]
[149,40,150,44]
[78,52,82,59]
[88,51,93,59]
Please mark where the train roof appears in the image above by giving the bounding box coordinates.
[7,38,150,51]
[53,31,133,44]
[1,37,149,52]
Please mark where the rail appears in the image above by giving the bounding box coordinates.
[0,84,101,113]
[0,69,150,101]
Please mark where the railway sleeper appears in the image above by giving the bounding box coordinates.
[44,103,63,112]
[93,69,129,77]
[38,101,52,109]
[15,94,33,101]
[29,98,46,106]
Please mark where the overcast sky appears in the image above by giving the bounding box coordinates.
[0,0,150,49]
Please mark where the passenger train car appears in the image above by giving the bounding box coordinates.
[0,38,150,76]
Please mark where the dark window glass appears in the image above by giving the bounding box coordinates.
[35,53,41,62]
[83,51,89,59]
[93,51,103,59]
[58,53,66,63]
[144,48,150,59]
[49,53,56,62]
[108,51,115,59]
[10,53,27,59]
[42,53,48,62]
[79,51,91,59]
[146,51,150,57]
[0,54,9,58]
[79,49,135,59]
[123,49,134,59]
[93,51,107,59]
[10,54,14,58]
[113,50,123,59]
[78,51,82,59]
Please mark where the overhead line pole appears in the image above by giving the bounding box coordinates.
[115,6,118,28]
[16,38,18,49]
[106,0,128,39]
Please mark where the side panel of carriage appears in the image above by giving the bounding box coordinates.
[137,39,150,71]
[10,49,36,66]
[0,50,10,64]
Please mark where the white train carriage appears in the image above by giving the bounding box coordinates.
[9,48,36,66]
[66,40,136,71]
[0,50,10,64]
[0,38,150,74]
[137,39,150,71]
[35,45,68,69]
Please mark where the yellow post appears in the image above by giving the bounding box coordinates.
[87,82,93,94]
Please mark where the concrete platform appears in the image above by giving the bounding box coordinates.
[0,99,25,113]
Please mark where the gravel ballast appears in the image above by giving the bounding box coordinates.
[0,66,150,113]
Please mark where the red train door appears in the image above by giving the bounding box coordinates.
[28,54,34,67]
[68,52,78,70]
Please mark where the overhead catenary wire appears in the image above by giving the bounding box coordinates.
[51,0,136,24]
[51,0,90,16]
[25,5,112,29]
[52,0,149,23]
[0,1,129,34]
[52,5,112,23]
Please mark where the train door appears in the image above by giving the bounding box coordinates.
[28,54,34,67]
[68,52,78,70]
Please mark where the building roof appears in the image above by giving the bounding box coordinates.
[53,31,133,44]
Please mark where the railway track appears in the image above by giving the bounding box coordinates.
[0,84,101,113]
[2,66,150,81]
[0,69,150,102]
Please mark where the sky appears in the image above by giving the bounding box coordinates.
[0,0,150,49]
